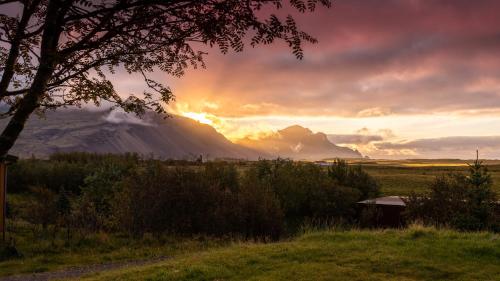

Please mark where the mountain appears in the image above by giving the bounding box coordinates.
[236,125,362,160]
[0,109,266,160]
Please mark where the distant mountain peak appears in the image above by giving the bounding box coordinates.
[237,125,362,160]
[279,125,312,135]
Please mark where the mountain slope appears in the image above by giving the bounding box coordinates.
[1,109,266,160]
[236,125,362,160]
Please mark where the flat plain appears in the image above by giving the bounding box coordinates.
[352,159,500,195]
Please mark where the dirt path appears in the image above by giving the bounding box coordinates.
[0,256,169,281]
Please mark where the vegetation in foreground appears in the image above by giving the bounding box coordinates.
[0,223,231,277]
[2,153,380,276]
[78,226,500,281]
[6,154,379,241]
[1,153,499,278]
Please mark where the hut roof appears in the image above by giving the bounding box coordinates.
[357,196,406,207]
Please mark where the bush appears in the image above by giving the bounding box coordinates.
[244,159,363,230]
[8,160,91,193]
[236,177,284,240]
[22,186,58,230]
[109,159,376,237]
[405,158,498,231]
[328,159,380,199]
[111,162,285,239]
[8,153,140,194]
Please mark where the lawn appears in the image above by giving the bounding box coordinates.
[78,226,500,281]
[0,221,229,277]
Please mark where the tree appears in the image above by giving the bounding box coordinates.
[328,159,380,199]
[0,0,331,157]
[405,155,498,231]
[466,151,491,189]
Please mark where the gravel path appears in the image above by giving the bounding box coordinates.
[0,256,169,281]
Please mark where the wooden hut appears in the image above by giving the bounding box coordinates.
[357,196,406,228]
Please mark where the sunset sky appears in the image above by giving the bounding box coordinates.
[112,0,500,159]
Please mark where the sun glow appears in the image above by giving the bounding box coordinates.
[181,112,215,126]
[179,110,276,141]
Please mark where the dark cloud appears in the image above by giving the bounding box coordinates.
[169,0,500,117]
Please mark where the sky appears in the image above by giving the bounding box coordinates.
[112,0,500,159]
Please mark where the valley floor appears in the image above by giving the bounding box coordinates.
[359,162,500,195]
[70,226,499,281]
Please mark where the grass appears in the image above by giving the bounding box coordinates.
[0,221,229,277]
[360,162,500,196]
[77,226,500,281]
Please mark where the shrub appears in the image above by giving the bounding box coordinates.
[22,186,58,230]
[111,162,284,239]
[244,159,363,230]
[236,179,284,240]
[203,162,240,192]
[8,153,140,193]
[71,195,109,234]
[405,158,498,231]
[328,159,380,199]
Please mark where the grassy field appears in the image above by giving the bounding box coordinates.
[355,160,500,195]
[77,226,500,281]
[0,221,229,277]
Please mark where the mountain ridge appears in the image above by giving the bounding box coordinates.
[1,110,362,160]
[236,124,362,160]
[1,109,265,160]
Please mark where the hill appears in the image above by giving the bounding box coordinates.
[0,109,266,160]
[237,125,362,160]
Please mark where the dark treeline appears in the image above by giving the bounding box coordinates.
[7,153,379,240]
[9,153,497,244]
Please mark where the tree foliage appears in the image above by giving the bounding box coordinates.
[0,0,331,156]
[328,159,380,199]
[11,154,381,239]
[405,158,498,231]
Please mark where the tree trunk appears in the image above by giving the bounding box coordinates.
[0,66,53,157]
[0,4,32,96]
[0,0,61,158]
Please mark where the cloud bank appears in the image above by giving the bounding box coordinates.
[166,0,500,118]
[104,0,500,159]
[375,136,500,159]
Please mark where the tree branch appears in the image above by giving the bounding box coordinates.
[0,0,41,97]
